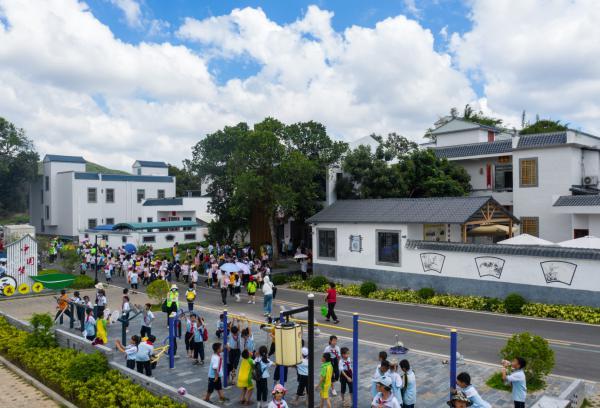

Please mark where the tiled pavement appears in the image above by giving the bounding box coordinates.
[0,283,590,407]
[0,363,59,407]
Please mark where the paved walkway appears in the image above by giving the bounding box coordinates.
[0,363,59,407]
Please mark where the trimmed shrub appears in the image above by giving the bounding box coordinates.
[308,276,329,290]
[504,293,527,314]
[70,275,95,289]
[146,279,170,304]
[67,352,109,382]
[417,287,435,300]
[26,313,56,348]
[0,317,184,408]
[487,332,554,392]
[359,281,378,297]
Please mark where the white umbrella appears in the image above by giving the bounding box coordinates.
[294,253,308,259]
[220,262,240,273]
[558,235,600,249]
[235,261,251,275]
[498,234,556,246]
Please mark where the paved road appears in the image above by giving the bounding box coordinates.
[104,273,600,381]
[0,363,59,407]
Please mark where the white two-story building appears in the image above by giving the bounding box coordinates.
[326,118,600,243]
[429,118,600,242]
[29,155,211,247]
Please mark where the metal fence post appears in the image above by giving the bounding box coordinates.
[279,310,285,386]
[307,294,315,407]
[223,310,229,387]
[352,313,359,408]
[169,314,175,369]
[450,329,458,396]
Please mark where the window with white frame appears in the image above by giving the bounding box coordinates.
[88,219,97,229]
[137,189,145,203]
[106,188,115,203]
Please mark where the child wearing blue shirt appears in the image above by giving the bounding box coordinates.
[294,347,309,402]
[502,358,527,408]
[455,372,491,408]
[204,342,227,404]
[400,359,416,408]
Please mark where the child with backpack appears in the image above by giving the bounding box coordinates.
[192,314,208,365]
[186,283,196,312]
[237,349,255,405]
[247,276,257,304]
[255,345,273,407]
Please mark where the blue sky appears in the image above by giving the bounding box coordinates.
[86,0,475,87]
[0,0,596,168]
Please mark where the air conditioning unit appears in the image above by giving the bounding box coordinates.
[582,175,599,186]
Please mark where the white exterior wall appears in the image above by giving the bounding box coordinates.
[141,197,213,223]
[29,177,43,233]
[43,161,85,226]
[513,146,581,242]
[312,222,600,295]
[79,228,208,250]
[313,222,409,270]
[54,172,75,236]
[132,165,169,176]
[72,178,176,235]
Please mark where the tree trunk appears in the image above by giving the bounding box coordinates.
[267,216,279,263]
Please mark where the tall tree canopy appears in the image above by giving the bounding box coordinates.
[187,118,347,257]
[336,133,471,199]
[0,117,39,216]
[168,163,201,197]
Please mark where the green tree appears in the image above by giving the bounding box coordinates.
[188,118,343,255]
[0,117,39,216]
[336,134,471,199]
[520,119,568,135]
[168,164,201,197]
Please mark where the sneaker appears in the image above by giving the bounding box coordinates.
[334,320,340,324]
[325,319,331,322]
[252,301,255,304]
[331,389,337,396]
[248,300,252,304]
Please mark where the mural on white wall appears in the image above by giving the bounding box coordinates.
[420,253,445,273]
[475,256,505,279]
[540,261,577,286]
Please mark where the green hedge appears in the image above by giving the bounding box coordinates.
[0,316,184,408]
[288,280,600,324]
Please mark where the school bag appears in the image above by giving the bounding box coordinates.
[186,290,196,302]
[253,360,266,382]
[202,326,209,342]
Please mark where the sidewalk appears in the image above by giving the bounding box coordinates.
[0,281,579,407]
[0,363,59,407]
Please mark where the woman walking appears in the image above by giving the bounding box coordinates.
[262,275,274,317]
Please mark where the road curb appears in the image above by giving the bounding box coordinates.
[0,354,78,408]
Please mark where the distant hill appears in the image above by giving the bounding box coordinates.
[37,161,129,175]
[85,162,129,175]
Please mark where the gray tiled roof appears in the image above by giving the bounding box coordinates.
[44,154,86,163]
[553,195,600,207]
[406,239,600,260]
[432,139,512,159]
[517,132,567,148]
[143,198,183,206]
[307,196,507,224]
[135,160,168,168]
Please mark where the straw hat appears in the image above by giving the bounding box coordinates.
[447,392,472,406]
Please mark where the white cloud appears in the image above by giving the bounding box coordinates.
[0,0,476,169]
[109,0,142,28]
[403,0,422,19]
[450,0,600,133]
